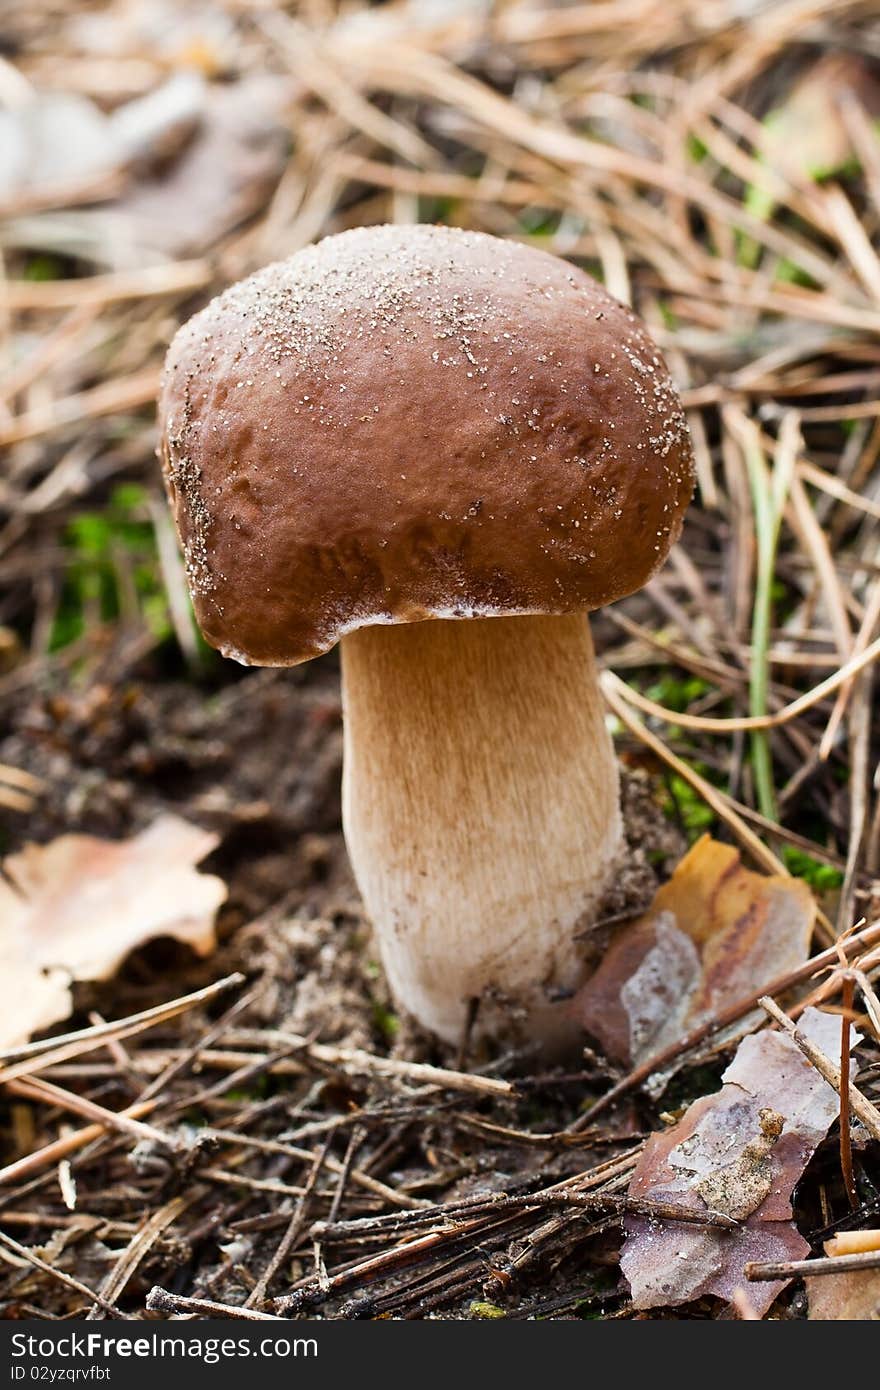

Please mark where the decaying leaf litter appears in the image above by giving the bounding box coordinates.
[1,0,880,1320]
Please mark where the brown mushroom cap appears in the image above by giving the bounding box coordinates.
[159,224,694,665]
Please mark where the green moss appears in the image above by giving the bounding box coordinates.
[23,253,65,282]
[517,208,562,238]
[52,484,171,651]
[469,1301,506,1319]
[662,772,717,838]
[644,673,710,713]
[781,846,844,892]
[417,195,458,224]
[371,999,400,1044]
[774,257,818,289]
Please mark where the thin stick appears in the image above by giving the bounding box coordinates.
[0,369,161,448]
[758,996,880,1142]
[825,1230,880,1256]
[820,580,880,759]
[146,1287,284,1320]
[245,1141,330,1308]
[603,672,798,877]
[0,1229,122,1318]
[0,786,35,812]
[5,1076,185,1155]
[746,1250,880,1281]
[3,262,210,311]
[87,1195,196,1321]
[0,762,44,792]
[0,974,245,1066]
[838,974,858,1210]
[223,1027,514,1099]
[201,1127,423,1210]
[0,1100,160,1187]
[315,1189,738,1238]
[602,631,880,733]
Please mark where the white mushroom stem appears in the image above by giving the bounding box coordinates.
[340,613,622,1048]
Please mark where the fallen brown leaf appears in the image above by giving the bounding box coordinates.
[807,1268,880,1320]
[0,73,291,260]
[573,835,814,1084]
[620,1008,859,1315]
[115,75,292,257]
[0,76,204,206]
[0,815,226,1049]
[807,1230,880,1320]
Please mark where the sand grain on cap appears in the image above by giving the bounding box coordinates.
[158,224,694,664]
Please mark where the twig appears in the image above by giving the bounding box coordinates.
[245,1140,330,1308]
[5,1076,186,1155]
[0,1229,122,1318]
[601,670,813,883]
[202,1127,422,1209]
[0,974,245,1069]
[0,1099,160,1187]
[758,995,880,1142]
[146,1287,285,1320]
[87,1195,196,1321]
[838,974,858,1210]
[0,762,44,792]
[746,1250,880,1281]
[825,1230,880,1256]
[224,1027,514,1098]
[3,262,211,311]
[602,632,880,733]
[0,368,161,448]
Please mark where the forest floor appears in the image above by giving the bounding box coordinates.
[1,0,879,1320]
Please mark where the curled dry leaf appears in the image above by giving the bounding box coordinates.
[621,1008,860,1315]
[0,815,226,1049]
[572,835,814,1086]
[825,1230,880,1256]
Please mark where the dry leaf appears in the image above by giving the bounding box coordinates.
[807,1231,880,1320]
[0,93,119,202]
[573,835,814,1084]
[116,75,291,257]
[621,1008,859,1315]
[0,815,226,1049]
[0,74,290,261]
[807,1269,880,1320]
[0,76,205,205]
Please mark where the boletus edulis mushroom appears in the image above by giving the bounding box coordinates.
[158,224,694,1049]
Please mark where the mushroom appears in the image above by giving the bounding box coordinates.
[158,224,694,1048]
